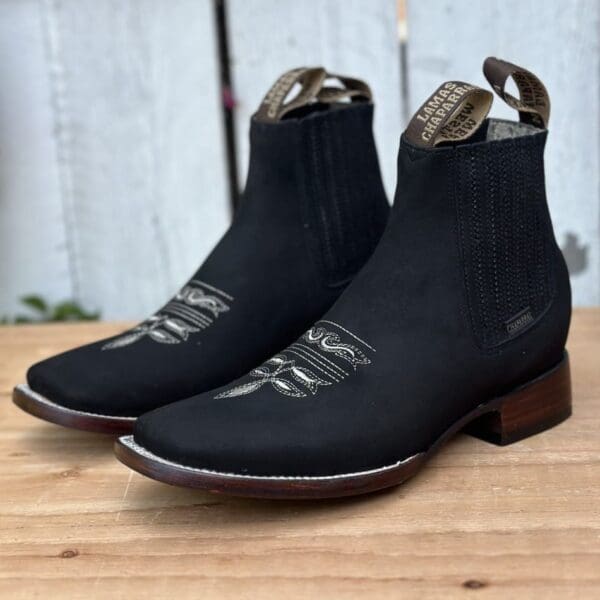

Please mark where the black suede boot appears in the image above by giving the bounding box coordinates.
[13,68,389,433]
[116,58,572,499]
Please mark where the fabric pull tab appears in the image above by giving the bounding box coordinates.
[404,81,493,148]
[255,67,327,122]
[316,74,372,104]
[483,57,550,128]
[254,69,371,122]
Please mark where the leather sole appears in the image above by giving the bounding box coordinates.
[114,353,572,499]
[12,384,136,435]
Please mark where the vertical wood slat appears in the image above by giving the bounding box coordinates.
[1,0,229,320]
[0,0,71,318]
[406,0,600,306]
[46,0,230,319]
[228,0,402,199]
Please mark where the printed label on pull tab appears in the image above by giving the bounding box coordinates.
[483,57,550,128]
[254,68,372,123]
[404,81,493,148]
[255,67,327,123]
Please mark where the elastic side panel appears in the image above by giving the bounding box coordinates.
[456,134,555,348]
[301,107,388,287]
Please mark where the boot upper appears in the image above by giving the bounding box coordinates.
[27,69,389,417]
[134,61,571,477]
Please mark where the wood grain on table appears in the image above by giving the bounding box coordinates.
[1,311,599,599]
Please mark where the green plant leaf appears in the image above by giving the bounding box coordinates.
[51,301,99,322]
[20,295,48,314]
[14,315,33,324]
[8,295,100,324]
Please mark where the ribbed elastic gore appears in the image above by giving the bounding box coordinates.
[303,110,383,286]
[457,135,554,348]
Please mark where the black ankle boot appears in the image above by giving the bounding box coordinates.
[117,58,572,499]
[14,68,389,433]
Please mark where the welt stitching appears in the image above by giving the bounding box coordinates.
[122,436,419,481]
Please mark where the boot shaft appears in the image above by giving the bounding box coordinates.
[453,125,560,348]
[392,58,570,354]
[239,68,389,288]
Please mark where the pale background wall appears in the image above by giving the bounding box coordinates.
[1,0,598,320]
[0,0,229,320]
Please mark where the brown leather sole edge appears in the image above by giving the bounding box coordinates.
[12,384,136,435]
[115,435,425,499]
[114,352,572,500]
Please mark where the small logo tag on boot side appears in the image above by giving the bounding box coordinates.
[505,307,534,336]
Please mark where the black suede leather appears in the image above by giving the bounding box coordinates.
[26,101,389,418]
[134,119,571,477]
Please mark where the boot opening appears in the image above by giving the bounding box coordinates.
[486,118,540,141]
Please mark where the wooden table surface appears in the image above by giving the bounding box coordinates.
[1,311,599,599]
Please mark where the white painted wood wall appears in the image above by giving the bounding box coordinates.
[0,0,229,320]
[1,0,598,321]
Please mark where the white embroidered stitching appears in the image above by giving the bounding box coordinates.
[102,281,232,351]
[290,345,342,376]
[190,279,234,301]
[163,303,209,329]
[166,300,210,322]
[168,305,212,328]
[291,342,349,377]
[215,323,373,399]
[303,327,370,370]
[214,354,331,399]
[175,286,229,318]
[286,348,341,383]
[319,319,376,351]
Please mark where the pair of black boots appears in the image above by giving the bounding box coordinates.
[14,58,572,499]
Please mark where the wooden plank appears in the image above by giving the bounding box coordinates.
[228,0,402,199]
[406,0,600,306]
[0,0,72,318]
[38,0,230,319]
[0,310,599,598]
